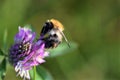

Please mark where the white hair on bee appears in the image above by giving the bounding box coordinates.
[49,29,62,41]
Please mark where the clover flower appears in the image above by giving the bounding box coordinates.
[9,26,49,80]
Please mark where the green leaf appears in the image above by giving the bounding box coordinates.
[0,58,7,80]
[36,66,53,80]
[48,42,78,58]
[3,29,7,49]
[30,68,43,80]
[0,49,4,56]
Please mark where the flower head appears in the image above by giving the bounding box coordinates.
[9,27,35,66]
[9,26,49,80]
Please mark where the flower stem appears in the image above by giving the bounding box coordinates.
[33,66,36,80]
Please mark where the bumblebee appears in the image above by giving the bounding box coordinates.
[40,19,70,48]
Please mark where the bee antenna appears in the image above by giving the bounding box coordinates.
[60,31,70,48]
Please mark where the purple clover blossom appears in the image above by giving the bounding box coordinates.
[9,26,49,80]
[9,27,35,66]
[15,27,36,43]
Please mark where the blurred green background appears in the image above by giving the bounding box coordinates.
[0,0,120,80]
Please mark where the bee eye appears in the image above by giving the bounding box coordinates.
[53,34,57,37]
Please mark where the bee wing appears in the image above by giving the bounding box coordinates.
[40,20,53,36]
[60,31,70,48]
